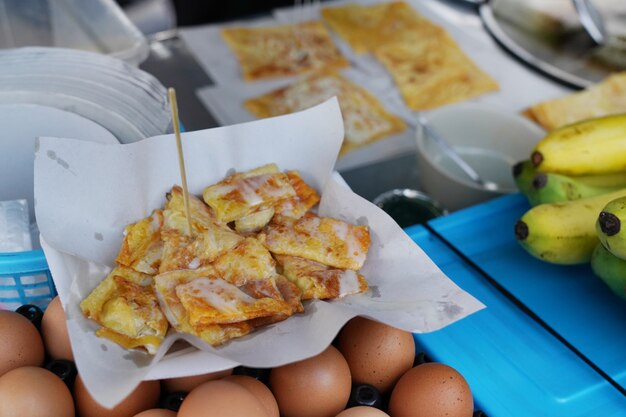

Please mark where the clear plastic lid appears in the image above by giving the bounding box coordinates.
[0,0,149,65]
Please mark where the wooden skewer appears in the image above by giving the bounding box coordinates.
[168,87,193,236]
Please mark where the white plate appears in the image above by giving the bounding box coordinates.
[0,104,119,222]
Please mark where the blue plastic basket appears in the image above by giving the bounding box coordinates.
[0,249,55,311]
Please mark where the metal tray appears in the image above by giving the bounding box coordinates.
[478,2,624,89]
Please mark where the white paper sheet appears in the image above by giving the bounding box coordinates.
[34,99,484,408]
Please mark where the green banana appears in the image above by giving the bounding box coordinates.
[531,113,626,175]
[596,196,626,260]
[590,243,626,301]
[512,160,539,205]
[514,188,626,264]
[530,171,626,205]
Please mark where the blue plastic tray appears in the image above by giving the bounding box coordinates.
[406,193,626,417]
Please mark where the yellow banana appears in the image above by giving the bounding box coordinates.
[571,171,626,188]
[531,113,626,175]
[514,188,626,264]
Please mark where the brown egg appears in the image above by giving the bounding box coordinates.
[388,363,473,417]
[223,375,279,417]
[41,296,74,361]
[335,407,390,417]
[269,345,351,417]
[161,368,233,393]
[338,317,415,394]
[0,366,75,417]
[133,410,177,417]
[178,379,268,417]
[0,310,45,377]
[74,374,161,417]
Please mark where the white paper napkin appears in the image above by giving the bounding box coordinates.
[35,99,484,408]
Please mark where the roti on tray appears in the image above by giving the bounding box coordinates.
[320,1,444,54]
[244,71,406,155]
[523,72,626,131]
[374,31,499,111]
[221,20,349,81]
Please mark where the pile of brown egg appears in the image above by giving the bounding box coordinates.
[0,299,483,417]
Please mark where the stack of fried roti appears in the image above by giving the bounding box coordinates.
[80,164,371,353]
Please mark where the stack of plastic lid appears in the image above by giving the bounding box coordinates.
[0,47,172,144]
[0,47,172,310]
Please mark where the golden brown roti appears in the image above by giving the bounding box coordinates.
[244,71,406,155]
[321,1,444,54]
[523,72,626,131]
[221,21,349,81]
[374,32,499,110]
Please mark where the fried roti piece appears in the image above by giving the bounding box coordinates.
[321,1,444,54]
[259,213,370,270]
[161,185,245,273]
[116,210,164,275]
[374,32,499,111]
[523,72,626,131]
[275,254,368,300]
[203,164,296,223]
[274,171,320,219]
[80,266,168,354]
[194,321,254,346]
[154,267,292,345]
[154,267,214,328]
[212,236,302,320]
[176,277,292,326]
[165,185,217,232]
[244,72,406,156]
[234,208,275,234]
[154,267,254,345]
[221,20,349,81]
[213,237,277,286]
[246,275,304,327]
[159,224,243,273]
[274,275,305,314]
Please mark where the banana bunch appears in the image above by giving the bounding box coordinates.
[514,189,626,264]
[512,114,626,301]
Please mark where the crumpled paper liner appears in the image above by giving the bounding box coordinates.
[34,99,484,408]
